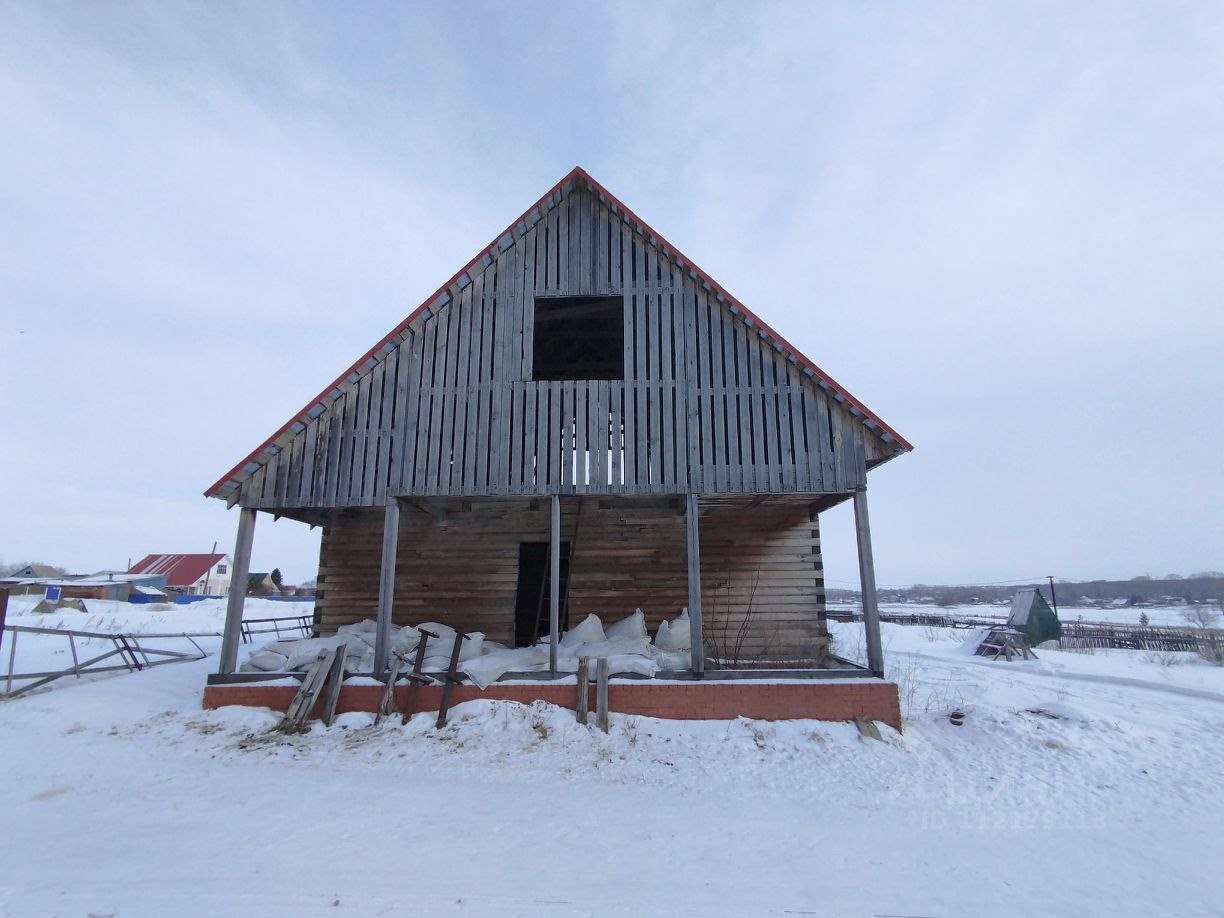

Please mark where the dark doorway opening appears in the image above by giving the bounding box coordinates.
[513,541,572,647]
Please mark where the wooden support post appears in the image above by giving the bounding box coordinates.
[0,588,8,665]
[685,492,705,675]
[595,657,609,733]
[576,656,589,725]
[218,508,256,675]
[550,493,561,677]
[373,499,401,679]
[854,489,885,678]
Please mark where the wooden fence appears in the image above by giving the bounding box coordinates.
[827,608,1223,655]
[1,624,218,700]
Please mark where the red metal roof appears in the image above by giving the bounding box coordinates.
[128,553,225,587]
[206,166,911,499]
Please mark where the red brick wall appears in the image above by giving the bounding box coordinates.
[203,679,902,731]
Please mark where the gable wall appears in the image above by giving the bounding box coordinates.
[236,179,891,508]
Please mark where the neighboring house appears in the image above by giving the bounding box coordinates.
[0,573,167,602]
[202,168,911,726]
[5,563,62,578]
[128,553,232,596]
[246,572,278,595]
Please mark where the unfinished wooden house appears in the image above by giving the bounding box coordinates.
[204,167,911,725]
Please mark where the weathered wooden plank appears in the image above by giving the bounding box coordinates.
[773,354,795,492]
[593,380,608,489]
[574,380,589,492]
[733,320,755,491]
[522,382,538,493]
[509,381,524,493]
[719,309,742,492]
[561,381,575,492]
[609,381,622,488]
[754,333,780,492]
[490,246,515,490]
[706,292,727,492]
[411,317,439,494]
[441,285,469,494]
[360,361,385,504]
[557,189,570,293]
[681,276,702,495]
[595,197,609,292]
[548,381,562,490]
[658,288,676,489]
[669,282,689,493]
[816,389,836,488]
[520,228,537,381]
[632,287,648,490]
[695,295,714,493]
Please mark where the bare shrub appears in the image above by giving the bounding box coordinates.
[1182,605,1221,630]
[1142,650,1185,668]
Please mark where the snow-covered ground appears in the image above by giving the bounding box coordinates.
[2,599,1223,917]
[872,600,1209,627]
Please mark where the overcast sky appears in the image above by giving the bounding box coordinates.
[2,2,1221,588]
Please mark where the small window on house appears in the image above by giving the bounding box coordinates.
[216,564,227,575]
[532,295,624,381]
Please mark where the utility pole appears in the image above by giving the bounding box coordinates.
[203,540,218,596]
[1046,575,1060,617]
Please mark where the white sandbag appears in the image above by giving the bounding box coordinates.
[604,609,648,641]
[246,650,289,672]
[460,645,549,690]
[421,654,453,672]
[654,609,691,651]
[284,635,361,671]
[416,622,456,643]
[563,636,652,660]
[561,613,605,648]
[418,630,484,663]
[390,626,421,654]
[337,619,378,636]
[603,654,659,678]
[457,632,485,661]
[650,648,691,671]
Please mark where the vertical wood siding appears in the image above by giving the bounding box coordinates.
[237,179,891,509]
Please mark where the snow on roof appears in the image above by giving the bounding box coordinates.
[127,553,225,587]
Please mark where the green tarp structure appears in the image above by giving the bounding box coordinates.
[1007,588,1062,645]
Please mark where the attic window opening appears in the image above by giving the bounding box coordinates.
[532,295,624,381]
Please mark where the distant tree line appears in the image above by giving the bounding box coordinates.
[828,575,1224,609]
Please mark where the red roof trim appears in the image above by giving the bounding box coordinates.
[206,167,911,498]
[128,553,226,587]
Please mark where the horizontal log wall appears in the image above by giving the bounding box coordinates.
[235,177,892,508]
[314,498,827,663]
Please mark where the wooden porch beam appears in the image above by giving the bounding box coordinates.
[686,493,705,675]
[218,508,256,675]
[853,489,885,677]
[550,494,561,676]
[373,499,401,678]
[404,498,447,521]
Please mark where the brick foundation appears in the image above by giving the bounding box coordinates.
[203,678,902,731]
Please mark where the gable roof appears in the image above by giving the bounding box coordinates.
[128,553,225,587]
[206,166,911,500]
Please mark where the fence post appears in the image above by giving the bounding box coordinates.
[596,657,609,733]
[576,656,589,725]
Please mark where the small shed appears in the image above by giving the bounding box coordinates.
[1007,588,1062,646]
[203,168,912,725]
